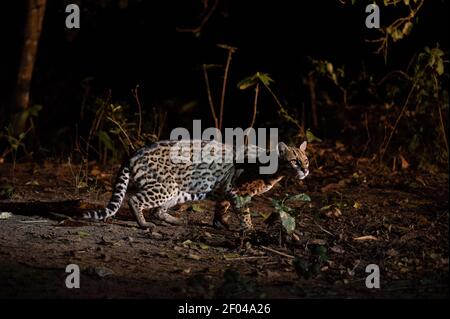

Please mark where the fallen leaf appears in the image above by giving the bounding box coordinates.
[25,180,40,186]
[387,248,398,257]
[90,168,101,176]
[324,207,342,218]
[309,239,327,246]
[399,154,409,170]
[182,239,193,247]
[353,201,362,209]
[279,210,296,234]
[187,253,201,260]
[330,245,345,254]
[287,193,311,202]
[78,231,90,237]
[353,235,378,241]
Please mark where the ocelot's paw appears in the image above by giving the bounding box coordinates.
[238,228,256,249]
[155,211,185,226]
[137,220,157,230]
[213,218,230,230]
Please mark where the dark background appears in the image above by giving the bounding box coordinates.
[0,0,449,157]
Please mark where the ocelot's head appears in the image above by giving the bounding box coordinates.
[277,141,309,180]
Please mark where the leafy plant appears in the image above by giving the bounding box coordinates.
[0,104,42,173]
[271,193,311,234]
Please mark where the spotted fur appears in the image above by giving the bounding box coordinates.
[83,139,309,231]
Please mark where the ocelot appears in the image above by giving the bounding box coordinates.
[83,139,309,232]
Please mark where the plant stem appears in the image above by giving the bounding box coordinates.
[434,76,449,161]
[203,64,219,129]
[107,117,135,151]
[132,85,143,139]
[380,77,419,161]
[219,47,236,130]
[249,82,259,130]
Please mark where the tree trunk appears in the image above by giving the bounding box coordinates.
[13,0,47,133]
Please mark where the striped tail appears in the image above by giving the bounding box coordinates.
[83,162,130,221]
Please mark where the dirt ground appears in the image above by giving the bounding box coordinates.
[0,145,448,299]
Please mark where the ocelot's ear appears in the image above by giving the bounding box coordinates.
[277,142,289,157]
[299,141,307,152]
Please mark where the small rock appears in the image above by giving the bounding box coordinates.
[94,267,114,278]
[0,212,12,220]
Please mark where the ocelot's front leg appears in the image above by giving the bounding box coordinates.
[229,193,254,233]
[227,176,284,233]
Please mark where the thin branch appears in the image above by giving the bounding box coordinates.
[203,64,219,129]
[107,117,135,151]
[314,221,335,237]
[261,81,302,130]
[260,245,294,259]
[380,77,419,161]
[308,71,318,128]
[434,76,449,160]
[176,0,218,34]
[377,70,411,86]
[218,45,237,130]
[131,85,143,138]
[248,82,259,130]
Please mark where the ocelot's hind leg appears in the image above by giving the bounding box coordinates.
[128,195,157,229]
[213,200,231,229]
[129,181,183,228]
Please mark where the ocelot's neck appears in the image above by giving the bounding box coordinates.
[234,143,286,183]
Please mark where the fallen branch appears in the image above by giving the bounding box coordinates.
[260,245,294,259]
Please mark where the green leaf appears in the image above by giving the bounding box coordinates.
[237,74,258,90]
[271,198,282,210]
[306,129,322,143]
[98,130,114,151]
[256,72,274,87]
[293,256,310,279]
[287,193,311,202]
[279,210,296,234]
[78,231,90,237]
[235,195,252,208]
[259,210,273,221]
[313,245,328,261]
[436,60,444,76]
[29,104,43,117]
[191,204,204,213]
[402,21,413,36]
[0,183,14,200]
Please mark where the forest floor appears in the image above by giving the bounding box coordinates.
[0,144,448,298]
